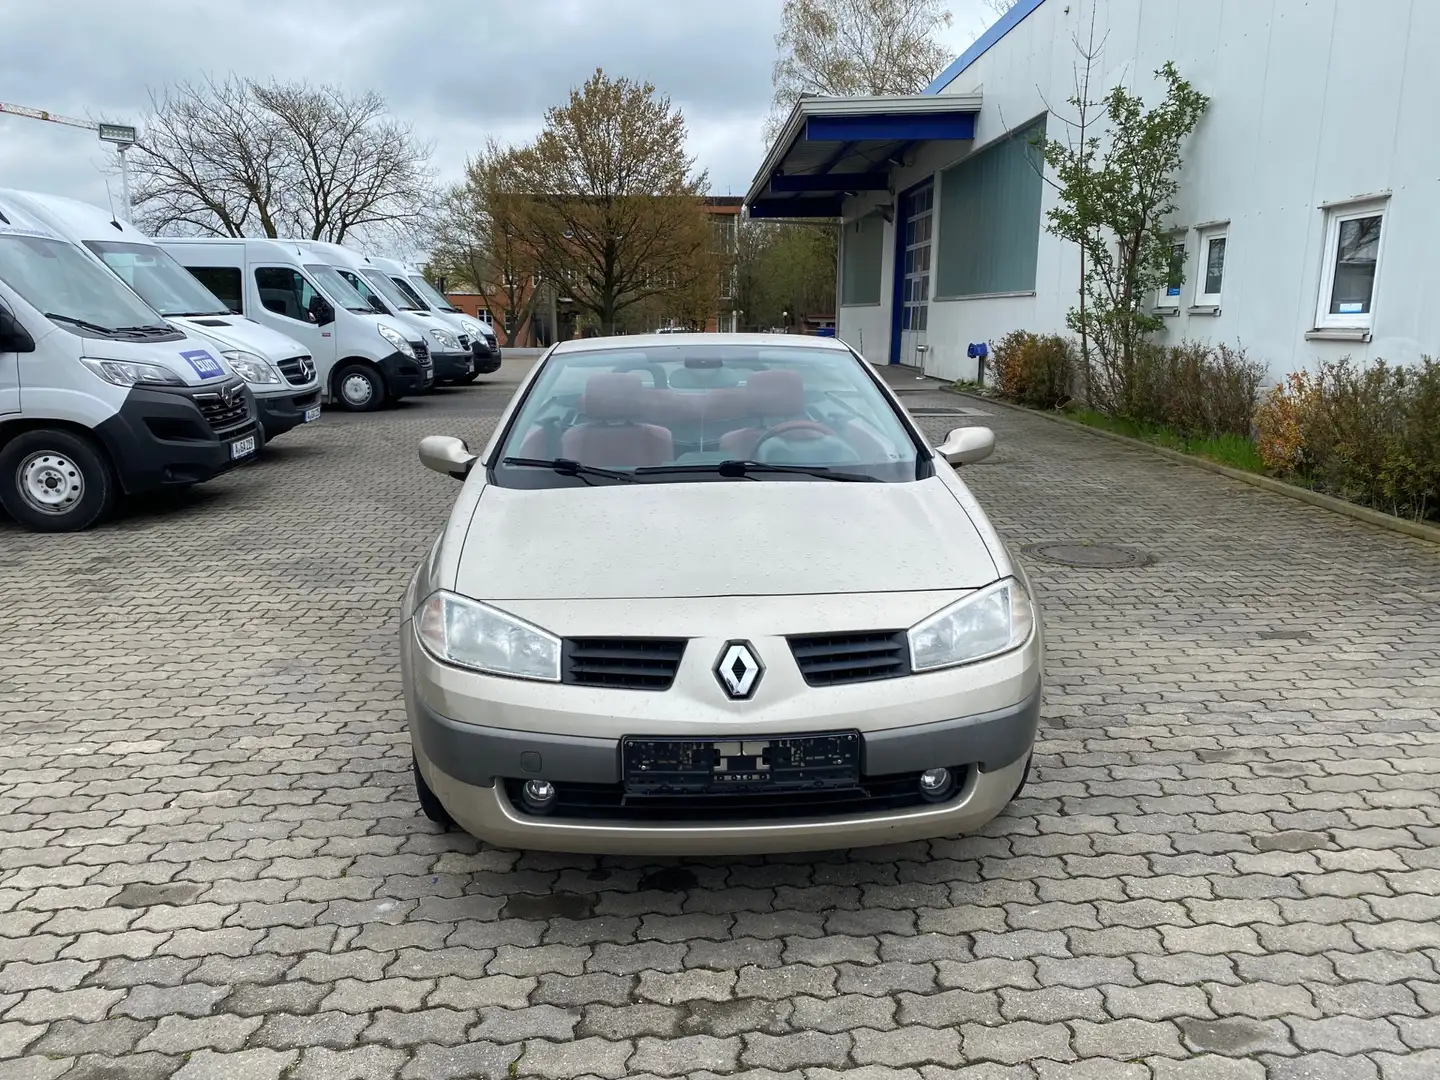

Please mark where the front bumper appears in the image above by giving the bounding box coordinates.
[431,349,473,383]
[94,381,260,495]
[376,351,432,399]
[471,341,502,374]
[254,387,322,441]
[402,616,1041,855]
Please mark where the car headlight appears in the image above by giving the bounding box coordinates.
[458,319,483,338]
[415,590,561,682]
[221,350,282,385]
[430,328,460,351]
[907,577,1034,672]
[378,323,416,359]
[80,358,186,387]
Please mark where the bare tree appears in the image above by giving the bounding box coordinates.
[768,0,954,140]
[129,75,434,243]
[501,69,719,335]
[981,0,1021,17]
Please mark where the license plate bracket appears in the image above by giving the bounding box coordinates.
[621,732,860,796]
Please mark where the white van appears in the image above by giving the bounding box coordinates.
[0,190,322,444]
[285,240,476,386]
[369,257,502,378]
[0,203,259,532]
[158,238,434,412]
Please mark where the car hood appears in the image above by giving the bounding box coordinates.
[80,336,233,387]
[171,315,309,360]
[453,475,998,601]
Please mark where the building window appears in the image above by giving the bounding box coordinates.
[1195,230,1226,307]
[841,213,883,306]
[1157,238,1185,310]
[1316,199,1386,330]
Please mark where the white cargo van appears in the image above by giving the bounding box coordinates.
[369,257,502,379]
[158,238,434,412]
[0,190,322,443]
[0,203,259,532]
[285,240,475,386]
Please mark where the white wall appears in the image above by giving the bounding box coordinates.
[850,0,1440,382]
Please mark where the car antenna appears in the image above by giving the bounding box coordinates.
[0,208,8,224]
[103,181,122,230]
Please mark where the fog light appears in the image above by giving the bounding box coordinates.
[919,767,954,803]
[521,779,557,814]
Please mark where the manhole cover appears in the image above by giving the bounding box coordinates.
[1022,542,1153,569]
[909,406,992,417]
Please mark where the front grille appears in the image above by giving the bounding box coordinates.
[457,334,471,349]
[503,769,958,822]
[193,381,251,434]
[788,630,910,687]
[561,637,687,691]
[278,355,315,386]
[411,340,429,360]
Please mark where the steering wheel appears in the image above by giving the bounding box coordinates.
[751,420,862,465]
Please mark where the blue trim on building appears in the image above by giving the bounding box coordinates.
[770,173,891,193]
[804,112,976,143]
[748,196,846,219]
[923,0,1048,95]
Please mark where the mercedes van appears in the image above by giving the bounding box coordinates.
[369,257,501,379]
[0,205,258,532]
[285,240,475,386]
[0,190,322,443]
[158,238,434,412]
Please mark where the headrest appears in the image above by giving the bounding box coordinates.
[580,371,646,422]
[744,368,805,416]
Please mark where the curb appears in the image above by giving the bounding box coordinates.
[946,388,1440,547]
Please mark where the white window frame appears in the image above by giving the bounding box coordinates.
[1156,236,1186,311]
[1315,197,1388,331]
[1194,228,1227,308]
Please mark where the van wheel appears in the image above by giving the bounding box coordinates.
[333,364,387,412]
[414,757,454,829]
[0,429,116,533]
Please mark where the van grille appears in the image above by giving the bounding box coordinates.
[787,630,910,687]
[411,340,429,360]
[278,356,315,386]
[193,381,252,435]
[457,334,471,350]
[561,637,687,691]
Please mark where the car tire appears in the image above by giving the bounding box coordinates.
[0,428,116,533]
[413,757,454,829]
[333,363,387,412]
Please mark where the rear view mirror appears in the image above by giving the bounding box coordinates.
[936,426,995,466]
[419,435,478,480]
[0,308,35,353]
[308,295,335,326]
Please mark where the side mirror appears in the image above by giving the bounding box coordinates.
[936,426,995,466]
[309,296,335,326]
[0,308,35,353]
[419,435,478,480]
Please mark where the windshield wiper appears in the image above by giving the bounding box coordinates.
[113,324,174,334]
[636,460,879,482]
[45,313,115,334]
[170,310,230,318]
[501,456,636,482]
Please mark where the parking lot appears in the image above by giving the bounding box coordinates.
[2,355,1438,1080]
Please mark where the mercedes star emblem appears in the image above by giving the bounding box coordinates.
[715,641,763,700]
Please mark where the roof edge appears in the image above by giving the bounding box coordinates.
[924,0,1048,95]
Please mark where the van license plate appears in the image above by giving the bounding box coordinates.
[230,435,257,460]
[304,406,322,423]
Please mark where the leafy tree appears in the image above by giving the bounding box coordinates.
[736,220,837,330]
[500,69,719,336]
[130,75,433,243]
[1042,62,1209,415]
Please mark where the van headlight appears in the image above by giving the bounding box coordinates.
[908,577,1034,672]
[458,319,483,339]
[80,358,185,387]
[378,324,416,359]
[430,328,460,351]
[415,591,561,682]
[222,350,282,385]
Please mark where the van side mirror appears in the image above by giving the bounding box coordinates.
[419,435,478,480]
[308,295,335,326]
[0,308,35,353]
[936,426,995,466]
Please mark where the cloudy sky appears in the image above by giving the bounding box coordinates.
[1,0,996,218]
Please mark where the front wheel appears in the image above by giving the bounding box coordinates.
[333,363,387,412]
[0,429,117,533]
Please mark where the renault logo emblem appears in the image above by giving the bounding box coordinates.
[715,641,763,700]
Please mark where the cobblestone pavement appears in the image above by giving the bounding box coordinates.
[2,357,1438,1080]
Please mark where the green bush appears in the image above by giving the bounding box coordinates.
[992,331,1076,410]
[1131,340,1267,439]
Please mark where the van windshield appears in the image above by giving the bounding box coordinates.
[84,240,230,318]
[333,268,391,315]
[302,263,374,314]
[0,231,170,333]
[360,269,423,311]
[406,274,458,312]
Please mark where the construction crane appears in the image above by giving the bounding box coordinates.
[0,100,137,220]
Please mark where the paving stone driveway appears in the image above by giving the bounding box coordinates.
[1,358,1438,1080]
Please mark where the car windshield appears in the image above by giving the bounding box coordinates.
[85,240,230,317]
[360,268,424,311]
[0,230,170,332]
[405,273,458,312]
[494,342,923,486]
[302,263,374,314]
[333,268,392,314]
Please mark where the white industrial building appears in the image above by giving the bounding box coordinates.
[744,0,1439,383]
